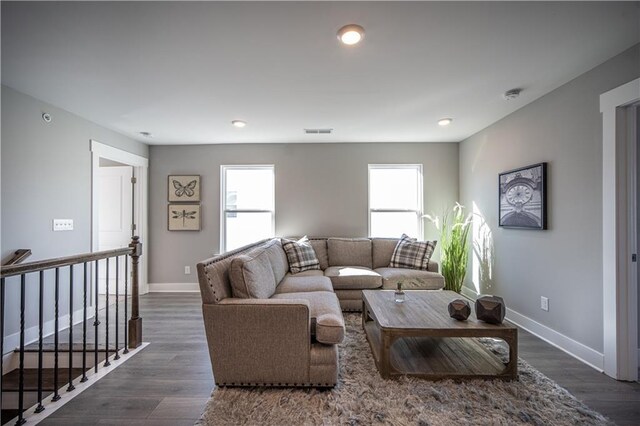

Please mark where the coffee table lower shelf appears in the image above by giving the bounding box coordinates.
[363,321,515,381]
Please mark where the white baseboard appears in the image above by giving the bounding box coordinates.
[148,282,200,292]
[460,286,605,372]
[2,307,95,361]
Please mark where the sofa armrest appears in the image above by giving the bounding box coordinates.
[202,298,312,385]
[428,260,439,273]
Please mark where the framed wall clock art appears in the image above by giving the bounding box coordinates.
[498,162,547,230]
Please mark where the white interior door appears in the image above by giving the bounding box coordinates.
[98,166,133,295]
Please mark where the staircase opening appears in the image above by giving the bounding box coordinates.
[1,239,144,425]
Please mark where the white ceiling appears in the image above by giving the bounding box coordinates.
[2,2,639,145]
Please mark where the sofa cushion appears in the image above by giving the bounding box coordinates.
[271,291,345,344]
[288,269,324,277]
[389,234,437,270]
[375,267,445,290]
[372,238,400,269]
[333,289,363,300]
[308,238,329,270]
[275,275,333,294]
[324,266,382,290]
[264,239,289,283]
[282,236,321,274]
[327,238,372,268]
[229,250,277,299]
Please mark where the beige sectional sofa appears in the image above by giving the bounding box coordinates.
[196,236,444,387]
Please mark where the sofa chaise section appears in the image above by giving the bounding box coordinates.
[371,238,444,290]
[286,237,445,311]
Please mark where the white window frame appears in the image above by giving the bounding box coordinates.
[367,164,424,238]
[220,165,275,253]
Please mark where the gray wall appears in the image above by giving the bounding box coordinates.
[1,86,148,347]
[459,44,640,353]
[149,143,459,283]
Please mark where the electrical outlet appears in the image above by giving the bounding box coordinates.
[540,296,549,312]
[53,219,74,231]
[184,266,191,275]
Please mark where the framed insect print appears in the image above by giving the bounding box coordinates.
[168,175,200,202]
[168,204,201,231]
[499,162,547,230]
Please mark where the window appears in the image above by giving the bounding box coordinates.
[368,164,423,238]
[221,165,275,252]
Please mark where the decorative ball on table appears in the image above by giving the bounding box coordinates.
[475,295,506,324]
[448,299,471,321]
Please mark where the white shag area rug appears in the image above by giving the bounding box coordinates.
[197,314,610,425]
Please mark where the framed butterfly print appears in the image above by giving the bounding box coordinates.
[168,204,201,231]
[168,175,200,202]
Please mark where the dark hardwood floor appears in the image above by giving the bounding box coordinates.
[37,293,640,425]
[38,293,211,426]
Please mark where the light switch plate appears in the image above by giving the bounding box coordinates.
[540,296,549,311]
[53,219,74,231]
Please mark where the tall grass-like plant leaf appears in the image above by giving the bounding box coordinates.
[427,204,471,293]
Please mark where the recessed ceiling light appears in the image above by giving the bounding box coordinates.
[438,118,453,126]
[139,131,152,137]
[337,24,365,46]
[231,120,247,128]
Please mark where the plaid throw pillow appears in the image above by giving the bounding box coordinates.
[389,234,437,270]
[281,236,321,274]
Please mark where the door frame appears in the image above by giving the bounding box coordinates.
[600,78,640,381]
[91,140,149,295]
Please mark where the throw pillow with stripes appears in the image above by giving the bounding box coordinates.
[281,236,321,274]
[389,234,437,270]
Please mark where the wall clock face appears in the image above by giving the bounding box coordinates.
[506,184,533,205]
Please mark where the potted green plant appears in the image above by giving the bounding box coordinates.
[424,203,472,293]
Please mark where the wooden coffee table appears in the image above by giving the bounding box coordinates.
[362,290,517,380]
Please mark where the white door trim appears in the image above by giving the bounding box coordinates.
[600,78,640,381]
[91,140,149,295]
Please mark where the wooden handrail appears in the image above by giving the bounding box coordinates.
[1,247,132,278]
[1,237,143,349]
[2,249,32,266]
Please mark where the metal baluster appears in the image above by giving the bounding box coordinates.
[94,259,99,373]
[52,268,61,401]
[124,256,129,354]
[17,274,27,425]
[35,271,45,413]
[104,257,111,367]
[114,256,120,360]
[81,262,88,382]
[67,265,75,392]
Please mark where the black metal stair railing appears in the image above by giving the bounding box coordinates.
[0,237,142,426]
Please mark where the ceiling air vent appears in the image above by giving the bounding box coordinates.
[304,128,333,134]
